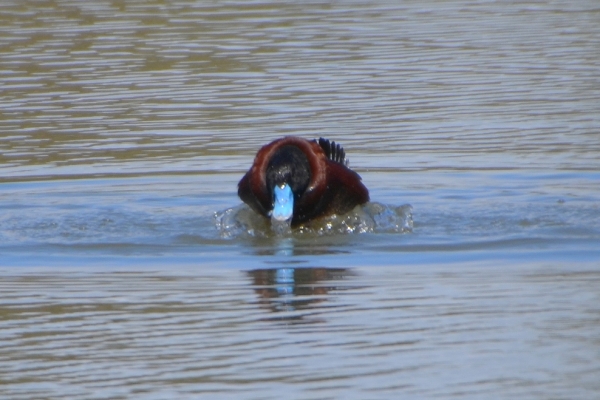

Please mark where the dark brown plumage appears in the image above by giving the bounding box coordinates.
[238,136,369,225]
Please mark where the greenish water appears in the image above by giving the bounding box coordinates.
[1,0,599,398]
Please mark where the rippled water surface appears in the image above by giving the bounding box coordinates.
[1,0,599,398]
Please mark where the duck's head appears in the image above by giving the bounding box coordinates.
[265,145,311,222]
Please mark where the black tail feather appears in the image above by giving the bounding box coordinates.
[317,137,348,166]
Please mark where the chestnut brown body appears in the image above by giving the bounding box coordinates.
[238,136,369,225]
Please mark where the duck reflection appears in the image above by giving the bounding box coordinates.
[247,267,352,320]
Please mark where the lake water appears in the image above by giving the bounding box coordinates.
[1,0,599,398]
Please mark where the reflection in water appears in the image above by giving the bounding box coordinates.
[2,265,599,399]
[247,267,352,322]
[1,0,599,397]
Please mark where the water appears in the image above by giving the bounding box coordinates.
[1,0,600,398]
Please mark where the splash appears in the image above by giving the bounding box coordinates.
[214,202,413,238]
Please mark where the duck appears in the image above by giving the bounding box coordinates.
[238,136,369,225]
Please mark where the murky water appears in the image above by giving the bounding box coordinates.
[1,0,599,398]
